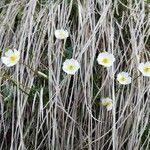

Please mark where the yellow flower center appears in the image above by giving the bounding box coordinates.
[68,64,75,70]
[120,76,126,81]
[102,58,109,64]
[105,101,112,107]
[143,66,150,73]
[60,31,65,37]
[9,54,17,63]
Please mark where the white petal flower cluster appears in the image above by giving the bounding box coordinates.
[62,59,80,75]
[55,29,69,40]
[97,52,115,67]
[117,72,132,85]
[138,62,150,77]
[1,30,149,113]
[1,49,20,67]
[101,98,113,111]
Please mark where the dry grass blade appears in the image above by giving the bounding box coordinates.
[0,0,149,150]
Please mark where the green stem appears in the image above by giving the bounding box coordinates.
[19,61,48,80]
[37,71,48,79]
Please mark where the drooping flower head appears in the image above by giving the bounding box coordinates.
[1,49,20,67]
[117,72,132,85]
[62,59,80,75]
[101,97,113,111]
[138,62,150,77]
[55,29,69,39]
[97,52,115,67]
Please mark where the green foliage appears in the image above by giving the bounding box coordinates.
[64,46,73,59]
[0,0,150,149]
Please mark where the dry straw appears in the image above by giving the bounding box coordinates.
[0,0,149,150]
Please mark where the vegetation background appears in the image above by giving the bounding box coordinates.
[0,0,150,149]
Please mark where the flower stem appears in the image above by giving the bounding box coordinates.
[37,71,48,79]
[19,61,48,80]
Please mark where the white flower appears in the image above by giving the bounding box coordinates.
[138,62,150,77]
[1,49,20,67]
[97,52,115,67]
[117,72,132,85]
[62,59,80,75]
[101,97,113,111]
[55,29,69,39]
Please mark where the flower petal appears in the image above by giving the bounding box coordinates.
[14,49,20,57]
[5,49,13,57]
[1,57,11,67]
[55,29,69,39]
[106,105,113,111]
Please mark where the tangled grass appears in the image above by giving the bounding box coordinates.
[0,0,150,149]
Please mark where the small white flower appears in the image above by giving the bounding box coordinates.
[55,29,69,39]
[62,59,80,75]
[1,49,20,67]
[117,72,132,85]
[101,97,113,111]
[138,62,150,77]
[97,52,115,67]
